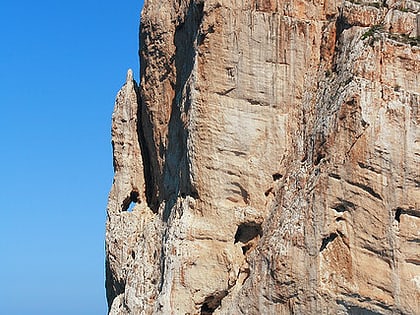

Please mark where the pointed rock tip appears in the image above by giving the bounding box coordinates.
[126,69,133,82]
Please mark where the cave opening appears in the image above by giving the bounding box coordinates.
[234,223,263,244]
[200,291,228,315]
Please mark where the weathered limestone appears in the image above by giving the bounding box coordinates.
[106,0,419,314]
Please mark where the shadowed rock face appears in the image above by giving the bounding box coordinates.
[106,0,419,314]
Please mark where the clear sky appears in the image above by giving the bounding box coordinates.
[0,1,144,314]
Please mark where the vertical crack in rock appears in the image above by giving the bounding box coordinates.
[161,0,203,221]
[394,207,403,223]
[137,91,155,212]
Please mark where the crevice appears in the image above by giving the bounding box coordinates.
[337,300,388,314]
[105,258,126,311]
[346,180,383,200]
[405,259,420,265]
[161,0,203,222]
[358,161,382,174]
[264,187,273,196]
[332,199,355,213]
[394,207,402,222]
[336,12,352,40]
[329,173,341,180]
[408,238,420,243]
[314,152,326,166]
[138,22,163,212]
[158,235,168,293]
[229,150,247,157]
[246,98,270,106]
[363,245,391,263]
[404,208,419,218]
[331,11,353,74]
[345,131,364,156]
[394,207,420,222]
[216,87,236,96]
[320,233,338,251]
[137,95,157,211]
[231,182,250,204]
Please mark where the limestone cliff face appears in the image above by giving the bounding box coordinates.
[106,0,419,314]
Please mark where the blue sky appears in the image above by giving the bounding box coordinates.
[0,1,144,314]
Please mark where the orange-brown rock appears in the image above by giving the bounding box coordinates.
[106,0,419,314]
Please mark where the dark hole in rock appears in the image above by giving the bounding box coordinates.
[264,187,273,196]
[272,173,283,181]
[361,119,368,128]
[349,307,382,315]
[333,199,355,213]
[314,153,326,166]
[333,203,347,212]
[241,243,253,255]
[332,200,355,213]
[130,191,139,202]
[201,302,214,315]
[131,251,136,260]
[122,191,139,212]
[329,173,341,180]
[200,291,227,315]
[336,14,352,40]
[395,208,402,223]
[234,223,262,244]
[320,233,338,251]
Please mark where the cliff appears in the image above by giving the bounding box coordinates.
[105,0,419,314]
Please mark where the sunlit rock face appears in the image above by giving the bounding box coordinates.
[106,0,419,314]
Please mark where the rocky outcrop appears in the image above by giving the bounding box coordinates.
[106,0,419,314]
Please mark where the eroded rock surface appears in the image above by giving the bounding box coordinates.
[106,0,419,314]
